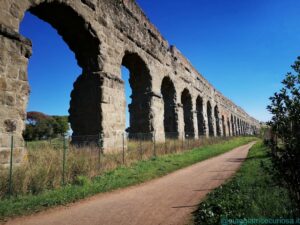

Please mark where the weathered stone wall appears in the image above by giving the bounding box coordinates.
[0,0,260,165]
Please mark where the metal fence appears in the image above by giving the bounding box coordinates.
[0,132,232,198]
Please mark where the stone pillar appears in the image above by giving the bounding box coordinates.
[228,118,232,136]
[0,26,31,166]
[212,108,217,137]
[99,72,126,152]
[150,91,165,143]
[218,116,222,136]
[193,109,198,139]
[69,72,103,144]
[99,72,163,150]
[203,100,209,138]
[177,103,185,140]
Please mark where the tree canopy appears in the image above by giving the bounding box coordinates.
[23,111,69,141]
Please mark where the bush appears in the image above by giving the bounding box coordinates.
[267,56,300,215]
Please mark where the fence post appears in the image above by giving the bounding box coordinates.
[139,134,142,160]
[164,137,167,154]
[173,136,176,153]
[187,135,190,150]
[8,134,14,197]
[122,132,125,164]
[153,131,156,158]
[182,133,184,150]
[98,133,103,170]
[62,134,67,185]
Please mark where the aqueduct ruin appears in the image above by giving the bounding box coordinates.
[0,0,260,165]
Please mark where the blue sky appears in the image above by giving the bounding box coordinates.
[20,0,300,122]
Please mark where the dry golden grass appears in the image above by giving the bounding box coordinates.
[0,136,230,199]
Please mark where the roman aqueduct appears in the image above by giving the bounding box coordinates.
[0,0,260,165]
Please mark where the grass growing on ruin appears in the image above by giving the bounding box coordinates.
[0,137,256,220]
[193,141,295,225]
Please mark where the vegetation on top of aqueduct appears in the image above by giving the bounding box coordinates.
[0,137,256,220]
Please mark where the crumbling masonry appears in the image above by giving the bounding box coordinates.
[0,0,260,166]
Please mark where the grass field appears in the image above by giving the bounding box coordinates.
[0,137,256,220]
[193,141,295,225]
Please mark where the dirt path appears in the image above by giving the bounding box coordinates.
[6,142,255,225]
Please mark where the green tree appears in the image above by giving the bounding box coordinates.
[52,116,69,135]
[23,112,69,141]
[267,56,300,215]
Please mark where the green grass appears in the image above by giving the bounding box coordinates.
[25,137,63,150]
[0,137,256,220]
[193,141,295,225]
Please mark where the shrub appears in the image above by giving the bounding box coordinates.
[267,56,300,215]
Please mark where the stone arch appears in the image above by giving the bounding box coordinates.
[27,2,101,72]
[207,101,214,137]
[19,2,103,141]
[196,96,205,137]
[181,89,194,138]
[161,76,178,139]
[214,105,221,136]
[227,117,231,136]
[221,115,226,136]
[121,51,153,136]
[241,121,244,135]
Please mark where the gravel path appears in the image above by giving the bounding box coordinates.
[6,142,255,225]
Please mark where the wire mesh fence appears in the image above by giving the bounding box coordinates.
[0,132,232,199]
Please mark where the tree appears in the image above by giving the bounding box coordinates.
[267,56,300,215]
[23,112,69,141]
[52,116,69,135]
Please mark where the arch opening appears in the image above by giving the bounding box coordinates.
[237,118,240,136]
[207,101,214,137]
[121,52,153,138]
[241,121,244,135]
[227,118,231,136]
[28,2,101,72]
[196,96,205,137]
[121,66,131,131]
[20,2,102,144]
[161,77,178,139]
[181,89,194,138]
[222,115,226,137]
